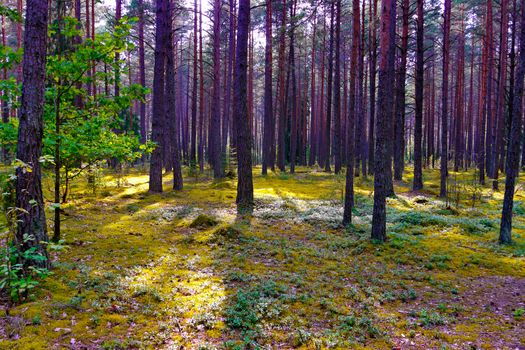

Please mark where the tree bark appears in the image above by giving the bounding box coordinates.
[439,0,451,197]
[234,0,254,213]
[15,0,50,267]
[413,0,424,190]
[149,0,167,193]
[333,0,342,174]
[371,0,395,241]
[499,0,525,244]
[343,0,359,225]
[262,0,273,175]
[210,0,222,178]
[393,0,409,181]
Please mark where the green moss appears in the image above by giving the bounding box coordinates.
[189,214,219,229]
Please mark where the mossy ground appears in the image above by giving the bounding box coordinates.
[1,165,524,349]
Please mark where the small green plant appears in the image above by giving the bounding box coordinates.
[0,172,52,303]
[0,234,51,302]
[513,307,524,318]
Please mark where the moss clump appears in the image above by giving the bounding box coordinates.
[209,225,244,243]
[189,214,219,229]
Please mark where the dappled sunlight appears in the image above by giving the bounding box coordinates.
[2,167,524,348]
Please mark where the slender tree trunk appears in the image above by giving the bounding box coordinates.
[138,0,146,145]
[439,0,452,197]
[308,13,317,167]
[223,0,236,163]
[234,0,254,213]
[394,0,409,180]
[333,0,342,174]
[500,0,525,244]
[343,0,359,225]
[198,1,205,172]
[368,0,378,175]
[371,0,395,241]
[324,2,335,172]
[166,0,183,190]
[190,0,198,166]
[413,0,424,190]
[15,0,50,267]
[210,0,222,177]
[493,0,508,189]
[149,0,167,193]
[262,0,273,175]
[277,0,287,172]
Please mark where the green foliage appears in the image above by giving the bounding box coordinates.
[0,119,19,157]
[43,17,152,188]
[0,236,51,302]
[0,4,22,22]
[225,280,285,340]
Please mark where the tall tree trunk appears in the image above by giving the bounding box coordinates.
[439,0,452,197]
[115,0,121,99]
[234,0,254,213]
[493,0,508,189]
[262,0,273,175]
[190,0,198,166]
[288,0,298,174]
[138,0,146,145]
[343,0,359,225]
[394,0,409,180]
[223,0,236,163]
[499,0,525,243]
[276,0,287,172]
[149,0,167,193]
[210,0,222,177]
[324,2,335,172]
[454,18,465,173]
[166,0,183,190]
[308,13,317,167]
[485,0,495,180]
[371,0,395,241]
[413,0,424,190]
[15,0,50,267]
[368,0,378,175]
[198,0,205,172]
[333,0,342,174]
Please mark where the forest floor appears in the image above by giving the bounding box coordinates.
[1,166,525,349]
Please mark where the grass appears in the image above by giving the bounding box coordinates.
[0,165,524,349]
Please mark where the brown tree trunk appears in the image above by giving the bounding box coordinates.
[333,0,342,174]
[394,0,409,180]
[500,0,525,243]
[15,0,50,267]
[343,0,359,225]
[166,0,183,190]
[138,0,146,145]
[276,0,287,172]
[371,0,395,241]
[439,0,452,197]
[413,0,424,190]
[492,0,508,189]
[149,0,167,193]
[324,2,334,172]
[234,0,254,213]
[368,0,378,175]
[210,0,222,177]
[262,0,273,175]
